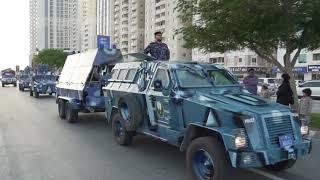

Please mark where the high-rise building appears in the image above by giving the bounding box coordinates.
[79,0,97,52]
[97,0,109,36]
[29,0,79,65]
[145,0,192,60]
[108,0,145,54]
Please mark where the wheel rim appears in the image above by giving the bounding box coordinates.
[120,104,130,121]
[114,119,124,138]
[192,149,214,180]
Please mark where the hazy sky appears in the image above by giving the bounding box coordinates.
[0,0,29,70]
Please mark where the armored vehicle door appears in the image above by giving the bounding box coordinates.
[146,66,173,129]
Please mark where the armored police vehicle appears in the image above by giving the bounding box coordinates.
[56,49,122,123]
[18,66,32,91]
[1,69,17,87]
[103,53,311,180]
[30,64,57,98]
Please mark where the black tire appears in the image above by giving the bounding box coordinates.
[30,90,33,96]
[34,90,39,98]
[187,136,231,180]
[112,113,133,146]
[264,159,296,172]
[58,99,66,119]
[65,101,78,123]
[118,94,144,131]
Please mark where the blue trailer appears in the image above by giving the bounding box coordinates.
[56,49,122,123]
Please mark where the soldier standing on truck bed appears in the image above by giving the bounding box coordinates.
[144,31,170,61]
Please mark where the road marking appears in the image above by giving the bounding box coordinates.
[248,169,286,180]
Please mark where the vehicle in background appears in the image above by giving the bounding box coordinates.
[103,53,311,180]
[18,66,33,91]
[56,48,122,123]
[30,64,57,98]
[1,69,17,87]
[296,80,320,100]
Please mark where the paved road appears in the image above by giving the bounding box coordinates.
[312,100,320,113]
[0,86,319,180]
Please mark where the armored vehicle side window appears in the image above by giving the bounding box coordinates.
[152,69,169,88]
[175,70,212,88]
[118,69,128,80]
[207,70,237,85]
[111,69,119,80]
[125,69,137,81]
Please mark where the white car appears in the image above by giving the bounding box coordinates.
[296,80,320,99]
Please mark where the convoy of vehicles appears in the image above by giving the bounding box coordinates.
[29,64,57,98]
[1,69,17,87]
[4,50,313,180]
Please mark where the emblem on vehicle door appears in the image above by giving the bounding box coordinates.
[156,101,164,117]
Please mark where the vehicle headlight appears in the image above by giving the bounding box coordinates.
[301,125,309,135]
[233,128,247,149]
[235,136,247,149]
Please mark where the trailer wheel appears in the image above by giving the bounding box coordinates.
[112,113,133,146]
[34,90,39,98]
[65,101,78,123]
[58,99,66,119]
[118,94,144,131]
[187,136,231,180]
[30,90,33,96]
[264,159,296,172]
[2,84,4,87]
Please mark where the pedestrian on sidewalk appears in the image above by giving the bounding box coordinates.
[144,31,170,61]
[276,73,294,106]
[243,68,258,95]
[259,84,271,99]
[298,88,313,126]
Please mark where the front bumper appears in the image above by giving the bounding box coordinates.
[228,139,312,168]
[36,85,56,94]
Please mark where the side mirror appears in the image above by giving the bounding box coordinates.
[153,79,163,91]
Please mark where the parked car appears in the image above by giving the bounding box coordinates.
[103,53,311,180]
[56,49,122,123]
[296,80,320,99]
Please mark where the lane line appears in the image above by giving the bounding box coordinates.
[248,169,286,180]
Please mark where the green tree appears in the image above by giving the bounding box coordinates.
[177,0,320,107]
[32,49,68,68]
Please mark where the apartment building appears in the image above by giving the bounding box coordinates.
[29,0,78,64]
[145,0,192,60]
[97,0,109,36]
[79,0,97,52]
[276,49,320,81]
[193,49,274,79]
[108,0,145,54]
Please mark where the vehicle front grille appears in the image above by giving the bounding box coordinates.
[264,115,294,147]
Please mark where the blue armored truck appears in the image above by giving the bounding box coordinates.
[103,53,312,180]
[30,64,57,98]
[56,49,122,123]
[18,66,32,91]
[1,69,17,87]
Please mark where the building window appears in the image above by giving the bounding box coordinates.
[313,53,320,61]
[252,58,257,63]
[239,58,243,63]
[298,54,307,63]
